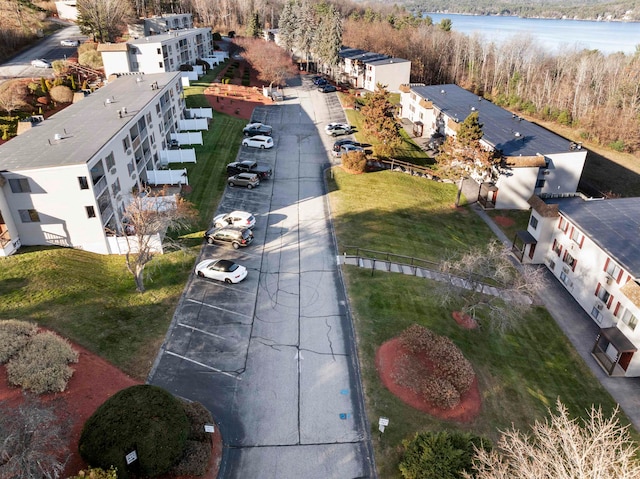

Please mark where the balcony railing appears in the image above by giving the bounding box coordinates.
[92,175,107,195]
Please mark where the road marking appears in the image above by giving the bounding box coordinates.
[186,298,252,318]
[164,350,241,380]
[177,322,226,340]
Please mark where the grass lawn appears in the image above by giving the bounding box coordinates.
[485,209,531,241]
[327,168,629,477]
[0,65,245,380]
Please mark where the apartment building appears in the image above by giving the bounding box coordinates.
[400,84,588,209]
[128,13,194,39]
[518,195,640,377]
[99,28,214,78]
[0,72,187,256]
[338,47,410,92]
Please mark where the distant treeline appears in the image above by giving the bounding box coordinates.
[402,0,640,21]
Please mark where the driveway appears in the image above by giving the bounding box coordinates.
[148,79,375,478]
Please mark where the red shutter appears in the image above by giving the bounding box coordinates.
[569,227,574,239]
[572,259,577,272]
[604,258,610,273]
[557,218,563,230]
[553,239,557,252]
[614,302,621,317]
[595,283,601,296]
[607,295,614,308]
[617,270,624,283]
[579,235,584,248]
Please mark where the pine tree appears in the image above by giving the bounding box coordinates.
[246,12,263,38]
[360,84,402,157]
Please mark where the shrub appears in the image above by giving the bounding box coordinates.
[0,319,38,363]
[169,440,211,476]
[341,151,367,173]
[52,60,66,75]
[6,331,78,393]
[182,400,214,443]
[399,431,491,479]
[241,78,250,86]
[78,42,97,55]
[68,466,118,479]
[50,85,73,103]
[78,50,103,69]
[27,81,41,95]
[395,324,475,409]
[212,32,222,41]
[609,139,626,152]
[79,385,190,479]
[40,77,48,93]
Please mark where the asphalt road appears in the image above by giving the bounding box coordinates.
[148,77,375,478]
[0,24,85,81]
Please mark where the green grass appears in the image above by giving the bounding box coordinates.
[327,167,630,477]
[329,168,494,260]
[486,209,532,241]
[0,65,245,379]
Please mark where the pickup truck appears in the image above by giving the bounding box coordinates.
[226,160,272,179]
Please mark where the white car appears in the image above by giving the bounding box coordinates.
[325,123,353,137]
[242,135,274,149]
[333,144,364,158]
[324,122,343,131]
[60,39,79,47]
[195,259,248,284]
[213,210,256,229]
[31,59,51,68]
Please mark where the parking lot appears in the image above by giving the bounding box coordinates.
[148,80,374,478]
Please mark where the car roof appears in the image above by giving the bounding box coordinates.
[239,160,257,165]
[236,172,256,178]
[250,135,271,140]
[215,259,236,270]
[228,210,252,217]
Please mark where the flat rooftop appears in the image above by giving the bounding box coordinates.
[0,72,181,171]
[411,84,574,156]
[128,28,210,45]
[547,197,640,276]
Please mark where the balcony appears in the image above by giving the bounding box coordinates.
[92,175,107,196]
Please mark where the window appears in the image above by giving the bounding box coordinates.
[595,283,611,304]
[111,178,121,195]
[535,179,545,188]
[552,239,562,256]
[146,112,152,125]
[85,206,96,218]
[604,259,622,282]
[622,310,638,331]
[78,176,89,190]
[123,136,131,153]
[563,252,577,271]
[19,209,40,223]
[156,103,161,114]
[159,62,163,68]
[105,152,115,170]
[591,306,604,324]
[157,48,161,54]
[127,161,135,175]
[529,215,539,230]
[570,227,584,247]
[558,217,569,233]
[9,178,30,193]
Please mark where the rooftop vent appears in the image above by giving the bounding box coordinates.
[440,89,446,94]
[471,106,476,111]
[514,131,521,137]
[54,133,61,141]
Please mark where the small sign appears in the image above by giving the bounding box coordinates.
[204,424,215,433]
[125,450,138,465]
[379,417,389,433]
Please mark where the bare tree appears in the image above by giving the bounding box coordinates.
[77,0,133,42]
[0,395,70,479]
[465,399,640,479]
[118,189,196,293]
[0,80,29,118]
[438,240,545,330]
[237,37,299,87]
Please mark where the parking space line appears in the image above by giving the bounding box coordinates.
[164,350,241,380]
[177,322,226,340]
[186,298,253,318]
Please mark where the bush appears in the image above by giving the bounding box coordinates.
[52,60,66,75]
[394,324,475,409]
[50,85,73,103]
[68,466,118,479]
[79,385,190,479]
[78,42,97,55]
[341,151,367,173]
[6,331,78,393]
[609,139,626,152]
[0,320,38,363]
[241,78,250,86]
[182,400,214,443]
[212,32,222,41]
[399,431,491,479]
[78,50,103,69]
[168,400,213,475]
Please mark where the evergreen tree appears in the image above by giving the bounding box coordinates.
[360,83,402,157]
[294,0,316,71]
[278,1,298,52]
[457,111,484,145]
[246,12,263,38]
[312,3,342,71]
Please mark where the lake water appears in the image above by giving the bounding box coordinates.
[427,13,640,55]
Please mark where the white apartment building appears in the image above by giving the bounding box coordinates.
[128,13,194,39]
[99,28,214,78]
[0,72,188,256]
[338,48,411,92]
[400,84,588,209]
[517,195,640,377]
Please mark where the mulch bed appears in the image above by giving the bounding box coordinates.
[492,216,515,227]
[376,337,482,423]
[0,341,222,478]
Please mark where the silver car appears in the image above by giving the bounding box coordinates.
[228,173,260,189]
[31,59,51,68]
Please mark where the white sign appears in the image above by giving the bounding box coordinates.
[378,417,389,433]
[125,450,138,465]
[204,424,215,433]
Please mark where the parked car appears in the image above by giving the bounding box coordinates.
[313,77,328,86]
[204,226,254,249]
[228,173,260,189]
[332,139,361,152]
[243,122,273,137]
[318,84,337,93]
[325,124,353,137]
[324,122,343,131]
[168,139,180,149]
[213,210,256,229]
[333,144,364,158]
[60,39,79,47]
[195,259,248,284]
[31,59,51,68]
[227,160,272,179]
[242,135,274,149]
